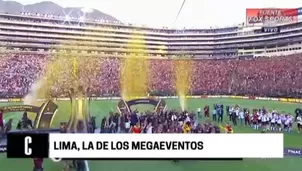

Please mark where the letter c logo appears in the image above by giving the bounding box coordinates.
[24,136,32,155]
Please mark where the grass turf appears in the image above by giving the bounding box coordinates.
[0,98,301,171]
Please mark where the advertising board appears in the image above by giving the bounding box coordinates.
[246,8,298,26]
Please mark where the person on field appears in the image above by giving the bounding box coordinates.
[238,109,244,125]
[297,114,302,133]
[183,121,191,133]
[4,119,13,134]
[295,108,301,121]
[90,116,96,132]
[212,108,217,122]
[231,109,237,126]
[244,109,251,127]
[130,111,139,127]
[75,160,85,171]
[219,123,233,133]
[130,123,141,133]
[172,160,179,164]
[252,110,259,130]
[17,111,33,130]
[204,105,209,118]
[33,158,43,171]
[217,106,223,123]
[197,107,201,117]
[228,106,233,121]
[0,110,3,132]
[225,123,233,133]
[226,105,230,120]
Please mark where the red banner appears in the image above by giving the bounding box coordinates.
[246,8,298,26]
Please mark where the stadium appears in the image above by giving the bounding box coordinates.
[0,1,302,171]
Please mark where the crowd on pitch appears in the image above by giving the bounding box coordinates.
[206,105,302,133]
[97,109,234,134]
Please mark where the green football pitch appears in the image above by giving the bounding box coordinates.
[0,98,301,171]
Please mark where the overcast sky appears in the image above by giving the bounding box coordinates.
[7,0,302,28]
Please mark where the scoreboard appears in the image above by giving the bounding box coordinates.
[261,26,281,33]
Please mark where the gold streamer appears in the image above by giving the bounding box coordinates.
[73,57,79,80]
[120,33,149,100]
[173,58,192,111]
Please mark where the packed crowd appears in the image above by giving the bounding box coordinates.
[0,54,47,97]
[1,53,302,98]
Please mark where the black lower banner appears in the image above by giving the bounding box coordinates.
[7,133,49,158]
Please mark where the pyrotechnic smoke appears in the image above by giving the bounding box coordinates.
[24,79,44,105]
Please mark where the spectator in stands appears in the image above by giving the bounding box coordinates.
[1,53,302,98]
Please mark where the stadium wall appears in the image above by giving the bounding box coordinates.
[0,95,301,103]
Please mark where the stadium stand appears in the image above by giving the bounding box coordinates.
[1,4,302,171]
[0,54,302,98]
[0,5,302,98]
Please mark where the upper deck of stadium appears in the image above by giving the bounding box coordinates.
[0,12,302,58]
